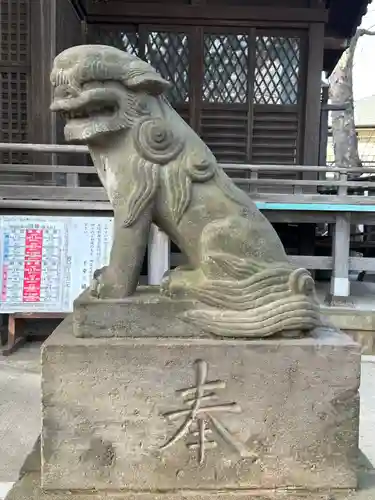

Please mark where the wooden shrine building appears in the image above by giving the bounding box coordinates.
[0,0,374,317]
[1,0,370,172]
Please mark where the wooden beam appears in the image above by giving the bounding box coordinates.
[86,17,311,28]
[29,0,56,146]
[169,252,375,275]
[0,199,361,218]
[0,186,107,201]
[251,194,375,206]
[0,143,88,153]
[171,254,335,271]
[352,213,375,225]
[303,22,325,169]
[4,186,375,209]
[0,199,113,211]
[266,211,336,223]
[85,4,328,23]
[0,164,95,174]
[234,178,375,188]
[4,145,375,174]
[288,255,332,269]
[349,257,375,272]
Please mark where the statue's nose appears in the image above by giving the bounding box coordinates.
[53,84,79,100]
[50,84,80,111]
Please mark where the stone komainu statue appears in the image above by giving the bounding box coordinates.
[50,44,320,338]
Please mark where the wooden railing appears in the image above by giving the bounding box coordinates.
[2,142,375,302]
[1,142,375,210]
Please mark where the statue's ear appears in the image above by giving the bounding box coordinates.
[124,60,171,95]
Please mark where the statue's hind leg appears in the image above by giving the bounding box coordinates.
[160,266,206,297]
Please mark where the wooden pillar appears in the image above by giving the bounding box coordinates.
[148,225,170,285]
[29,0,57,182]
[330,213,351,299]
[319,85,329,167]
[299,23,325,260]
[303,22,325,167]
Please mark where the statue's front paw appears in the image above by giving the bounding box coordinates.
[90,266,124,299]
[90,266,106,297]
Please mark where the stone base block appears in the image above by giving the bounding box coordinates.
[41,318,360,492]
[6,442,375,500]
[72,287,204,338]
[1,472,361,500]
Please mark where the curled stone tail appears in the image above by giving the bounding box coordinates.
[184,300,321,338]
[184,261,321,338]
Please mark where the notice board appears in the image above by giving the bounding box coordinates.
[0,216,113,313]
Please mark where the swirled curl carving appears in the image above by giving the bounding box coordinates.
[186,157,215,182]
[133,117,184,165]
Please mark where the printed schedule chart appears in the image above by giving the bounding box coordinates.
[0,216,113,313]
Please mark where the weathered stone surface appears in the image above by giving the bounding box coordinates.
[7,443,375,500]
[2,471,364,500]
[73,287,206,338]
[50,44,320,338]
[41,318,360,492]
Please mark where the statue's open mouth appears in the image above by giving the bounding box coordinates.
[51,86,119,124]
[59,103,117,122]
[50,85,120,141]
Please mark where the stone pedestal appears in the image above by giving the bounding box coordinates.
[39,316,360,495]
[72,287,203,338]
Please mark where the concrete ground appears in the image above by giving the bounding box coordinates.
[317,278,375,311]
[0,342,374,499]
[0,342,41,498]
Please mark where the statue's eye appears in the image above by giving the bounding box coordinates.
[54,85,78,99]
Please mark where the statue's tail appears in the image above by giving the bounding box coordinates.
[183,256,321,338]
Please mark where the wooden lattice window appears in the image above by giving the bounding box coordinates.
[254,35,300,105]
[145,31,189,105]
[0,0,29,64]
[202,34,248,104]
[90,28,140,56]
[0,0,30,166]
[200,31,301,165]
[88,24,305,166]
[89,26,189,107]
[0,71,28,163]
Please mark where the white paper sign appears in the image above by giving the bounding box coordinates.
[0,216,113,313]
